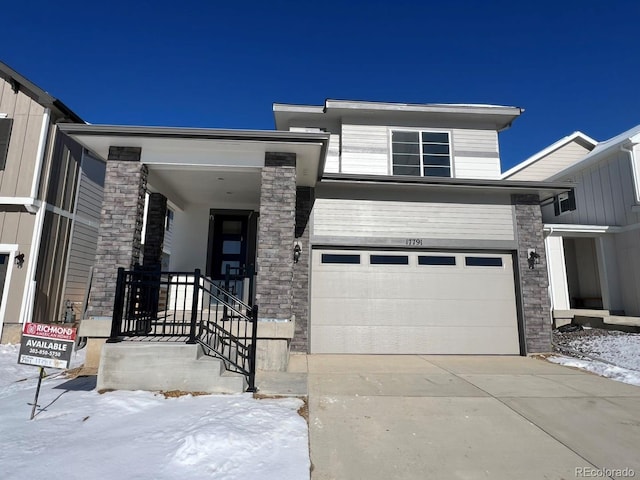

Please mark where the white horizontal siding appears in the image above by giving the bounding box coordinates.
[340,124,389,175]
[313,198,514,241]
[451,129,498,153]
[451,129,501,179]
[62,151,105,309]
[508,141,591,181]
[63,222,98,307]
[324,133,340,173]
[454,156,501,179]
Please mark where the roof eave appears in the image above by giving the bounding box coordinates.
[502,131,598,179]
[321,173,573,200]
[0,61,84,123]
[58,123,330,143]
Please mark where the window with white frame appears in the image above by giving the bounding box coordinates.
[391,130,451,177]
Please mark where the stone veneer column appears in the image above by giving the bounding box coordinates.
[86,147,147,319]
[255,152,297,321]
[291,186,314,352]
[512,194,553,353]
[142,193,167,267]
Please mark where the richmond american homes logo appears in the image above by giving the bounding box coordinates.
[18,323,77,369]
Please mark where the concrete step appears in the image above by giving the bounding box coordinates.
[605,315,640,327]
[97,342,247,394]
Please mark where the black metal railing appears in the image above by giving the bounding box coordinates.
[108,265,258,391]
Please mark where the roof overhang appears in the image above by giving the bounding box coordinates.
[320,173,574,201]
[548,131,640,182]
[58,124,330,186]
[274,99,523,132]
[0,61,84,123]
[502,131,598,179]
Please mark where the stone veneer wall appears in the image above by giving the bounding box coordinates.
[512,194,552,353]
[86,147,147,319]
[291,186,314,352]
[255,152,297,321]
[142,192,167,267]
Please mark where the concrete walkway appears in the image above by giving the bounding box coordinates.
[298,355,640,480]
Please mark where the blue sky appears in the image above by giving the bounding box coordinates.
[3,0,639,171]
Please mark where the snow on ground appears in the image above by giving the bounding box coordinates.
[549,328,640,387]
[548,356,640,387]
[0,344,310,480]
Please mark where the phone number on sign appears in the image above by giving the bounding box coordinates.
[28,348,62,357]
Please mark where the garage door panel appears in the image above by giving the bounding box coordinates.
[311,325,520,355]
[313,299,519,328]
[314,272,514,300]
[311,249,519,354]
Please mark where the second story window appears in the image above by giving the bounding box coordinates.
[391,130,451,177]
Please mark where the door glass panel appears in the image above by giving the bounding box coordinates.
[222,221,242,235]
[222,240,241,254]
[221,260,240,275]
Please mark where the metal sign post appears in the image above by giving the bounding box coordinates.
[29,367,45,420]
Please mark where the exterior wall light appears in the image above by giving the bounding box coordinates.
[293,243,302,263]
[14,252,24,268]
[527,249,540,269]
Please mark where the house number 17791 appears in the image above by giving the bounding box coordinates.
[405,239,423,246]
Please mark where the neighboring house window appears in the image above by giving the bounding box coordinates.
[553,190,576,216]
[0,118,13,170]
[391,130,451,177]
[165,209,174,231]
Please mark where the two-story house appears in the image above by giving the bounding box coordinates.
[505,126,640,326]
[0,61,106,343]
[60,99,572,393]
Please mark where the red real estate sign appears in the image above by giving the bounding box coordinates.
[18,323,77,369]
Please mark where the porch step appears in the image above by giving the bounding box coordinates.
[605,315,640,327]
[97,342,247,394]
[553,309,610,319]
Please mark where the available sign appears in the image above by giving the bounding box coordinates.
[18,323,77,369]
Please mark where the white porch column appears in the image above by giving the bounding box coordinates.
[545,235,570,311]
[596,235,623,311]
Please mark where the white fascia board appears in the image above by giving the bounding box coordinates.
[502,132,598,179]
[324,99,523,116]
[272,103,324,114]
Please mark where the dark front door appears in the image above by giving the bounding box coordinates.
[211,215,248,278]
[209,214,252,300]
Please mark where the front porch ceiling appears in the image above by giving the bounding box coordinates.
[147,165,262,209]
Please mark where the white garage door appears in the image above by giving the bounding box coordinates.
[310,250,520,354]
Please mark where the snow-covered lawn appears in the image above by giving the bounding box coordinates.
[549,328,640,387]
[0,344,310,480]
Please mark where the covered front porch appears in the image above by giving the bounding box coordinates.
[60,124,329,392]
[544,223,640,329]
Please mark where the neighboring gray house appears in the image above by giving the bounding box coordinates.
[506,126,640,324]
[0,61,105,343]
[59,100,572,392]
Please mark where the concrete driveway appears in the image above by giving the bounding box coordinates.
[296,355,640,480]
